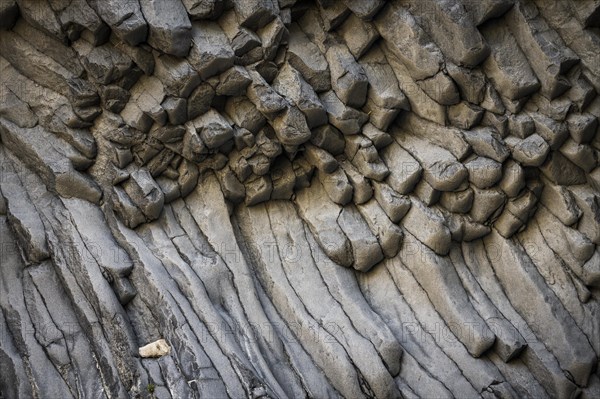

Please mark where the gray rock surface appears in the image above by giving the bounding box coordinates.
[1,1,599,397]
[189,21,234,79]
[88,0,147,45]
[139,0,192,57]
[272,63,327,128]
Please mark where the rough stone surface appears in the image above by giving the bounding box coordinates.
[189,21,234,79]
[465,156,503,189]
[481,19,540,101]
[325,41,368,108]
[1,1,599,397]
[509,133,550,167]
[286,23,331,92]
[139,0,192,57]
[402,198,451,255]
[272,63,327,128]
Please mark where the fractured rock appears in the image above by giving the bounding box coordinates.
[380,141,422,195]
[403,0,489,67]
[272,63,327,128]
[244,174,272,205]
[381,45,446,125]
[190,109,234,150]
[470,186,506,224]
[357,199,404,258]
[316,1,350,31]
[318,168,353,206]
[559,139,598,173]
[189,21,235,80]
[447,63,486,104]
[566,113,598,144]
[310,124,345,155]
[187,82,215,120]
[225,96,266,134]
[339,160,373,204]
[372,182,411,223]
[338,14,379,59]
[505,1,579,99]
[88,0,147,45]
[508,113,535,139]
[319,90,368,135]
[0,156,49,264]
[153,54,201,98]
[342,0,384,20]
[539,151,587,186]
[448,102,484,130]
[246,69,288,117]
[400,113,471,160]
[362,124,393,150]
[569,186,600,244]
[509,134,550,167]
[529,112,569,150]
[440,188,474,214]
[498,160,526,198]
[219,9,261,57]
[417,71,460,106]
[465,157,503,189]
[122,169,165,221]
[540,181,581,226]
[233,0,278,30]
[480,20,540,101]
[484,230,596,386]
[374,2,442,80]
[0,120,101,204]
[270,157,295,200]
[401,198,451,255]
[0,87,38,128]
[258,17,286,61]
[286,23,330,92]
[271,105,312,146]
[161,97,187,125]
[139,0,192,57]
[345,136,389,181]
[2,2,600,396]
[337,206,383,272]
[395,133,468,192]
[304,144,337,173]
[296,177,353,267]
[183,0,224,19]
[325,42,368,108]
[462,128,510,163]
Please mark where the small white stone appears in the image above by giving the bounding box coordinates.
[139,339,171,358]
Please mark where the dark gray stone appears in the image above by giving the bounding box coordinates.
[139,0,192,57]
[189,21,235,80]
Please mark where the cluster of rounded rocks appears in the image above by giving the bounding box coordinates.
[0,0,599,274]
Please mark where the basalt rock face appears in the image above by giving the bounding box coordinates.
[0,0,599,397]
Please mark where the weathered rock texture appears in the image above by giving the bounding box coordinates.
[0,0,599,398]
